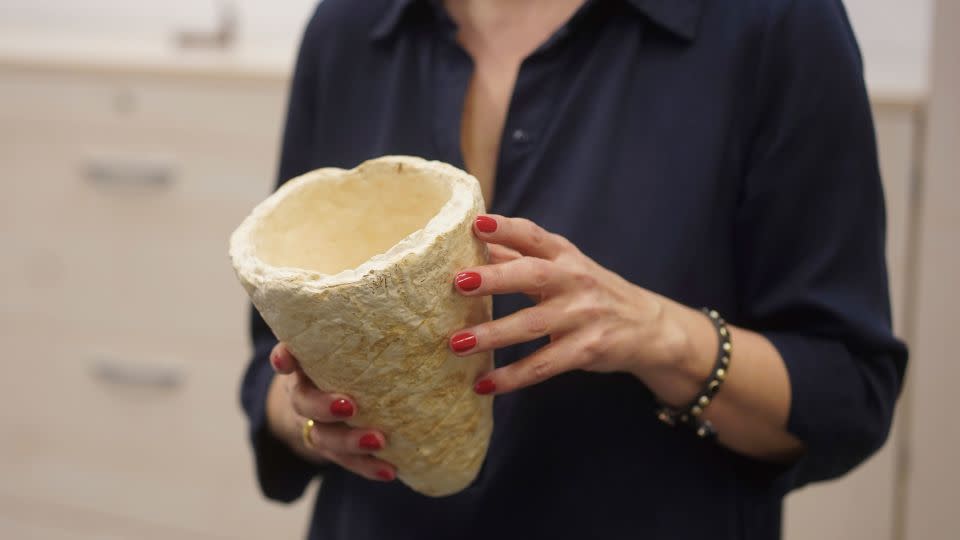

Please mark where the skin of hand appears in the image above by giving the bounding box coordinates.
[450,214,804,461]
[265,344,397,482]
[263,213,802,477]
[449,213,695,394]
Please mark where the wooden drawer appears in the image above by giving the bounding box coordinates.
[0,315,312,539]
[0,131,263,340]
[0,70,282,341]
[0,67,312,538]
[0,493,227,540]
[0,68,285,141]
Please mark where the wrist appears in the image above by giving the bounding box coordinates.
[636,303,717,407]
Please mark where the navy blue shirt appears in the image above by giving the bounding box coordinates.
[240,0,907,538]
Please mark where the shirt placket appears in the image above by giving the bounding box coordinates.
[491,27,575,215]
[429,11,580,214]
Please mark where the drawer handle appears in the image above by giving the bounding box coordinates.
[176,1,237,50]
[90,358,185,389]
[84,159,174,189]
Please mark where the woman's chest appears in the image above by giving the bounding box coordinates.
[311,32,746,297]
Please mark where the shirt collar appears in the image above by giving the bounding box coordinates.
[369,0,704,42]
[369,0,420,41]
[623,0,704,40]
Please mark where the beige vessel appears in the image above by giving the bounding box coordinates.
[229,155,493,496]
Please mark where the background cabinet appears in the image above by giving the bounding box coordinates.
[0,66,315,539]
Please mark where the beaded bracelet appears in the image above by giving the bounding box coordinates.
[656,308,732,439]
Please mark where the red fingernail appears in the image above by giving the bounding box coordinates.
[475,216,497,233]
[450,332,477,353]
[474,378,496,395]
[455,271,482,291]
[271,349,291,372]
[376,469,395,481]
[330,399,355,418]
[359,433,382,450]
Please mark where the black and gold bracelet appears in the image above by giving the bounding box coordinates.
[656,308,732,439]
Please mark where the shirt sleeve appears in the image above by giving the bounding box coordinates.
[733,0,908,490]
[238,6,330,503]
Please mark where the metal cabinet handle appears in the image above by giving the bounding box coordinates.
[84,159,174,188]
[90,357,185,389]
[176,1,237,50]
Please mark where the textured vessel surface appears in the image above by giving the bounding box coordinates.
[229,155,493,496]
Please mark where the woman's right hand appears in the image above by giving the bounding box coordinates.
[265,342,397,482]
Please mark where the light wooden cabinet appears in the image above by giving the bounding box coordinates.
[904,1,960,537]
[0,65,314,539]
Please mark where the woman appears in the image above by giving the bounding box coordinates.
[240,0,907,538]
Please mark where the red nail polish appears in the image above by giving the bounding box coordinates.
[450,332,477,353]
[475,216,498,233]
[474,378,496,395]
[359,433,382,450]
[330,398,355,418]
[271,350,291,372]
[455,271,482,291]
[376,469,395,481]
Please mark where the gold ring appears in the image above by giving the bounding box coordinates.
[301,419,316,448]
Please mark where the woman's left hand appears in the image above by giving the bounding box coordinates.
[450,214,693,396]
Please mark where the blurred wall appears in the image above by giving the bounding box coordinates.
[904,0,960,537]
[0,0,935,94]
[844,0,932,95]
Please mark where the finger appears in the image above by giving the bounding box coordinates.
[487,243,522,264]
[289,370,358,421]
[284,367,309,396]
[325,452,397,482]
[449,303,571,356]
[454,256,571,297]
[472,332,592,395]
[474,214,569,260]
[306,420,388,456]
[269,342,298,374]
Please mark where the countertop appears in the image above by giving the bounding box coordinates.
[0,30,295,81]
[0,30,928,105]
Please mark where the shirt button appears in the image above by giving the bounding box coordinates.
[511,129,530,143]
